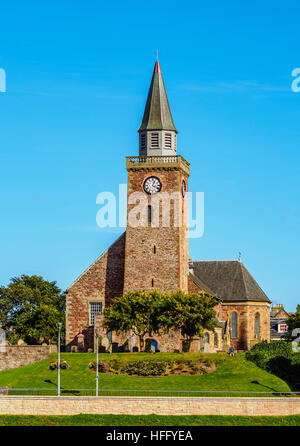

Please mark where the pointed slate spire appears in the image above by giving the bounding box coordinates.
[138,60,177,133]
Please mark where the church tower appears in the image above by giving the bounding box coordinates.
[123,60,190,293]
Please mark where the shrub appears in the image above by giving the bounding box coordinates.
[125,360,167,376]
[49,360,70,370]
[246,341,300,390]
[88,361,107,373]
[246,351,268,369]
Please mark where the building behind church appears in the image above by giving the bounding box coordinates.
[66,60,271,353]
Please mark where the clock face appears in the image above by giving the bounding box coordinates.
[182,179,186,197]
[143,176,162,195]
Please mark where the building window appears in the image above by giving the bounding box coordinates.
[165,133,172,149]
[148,205,152,225]
[150,133,159,148]
[106,331,112,343]
[200,337,204,351]
[231,312,238,338]
[151,279,154,287]
[214,333,218,347]
[153,245,156,254]
[204,332,210,345]
[89,302,102,326]
[278,324,288,333]
[254,312,260,337]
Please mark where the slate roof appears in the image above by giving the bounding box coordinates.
[189,272,216,296]
[191,260,270,303]
[138,60,177,133]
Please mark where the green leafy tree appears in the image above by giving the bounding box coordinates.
[104,289,165,350]
[104,289,220,351]
[166,291,220,349]
[286,304,300,340]
[0,275,65,344]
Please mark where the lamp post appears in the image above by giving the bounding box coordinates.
[95,329,100,397]
[57,322,62,396]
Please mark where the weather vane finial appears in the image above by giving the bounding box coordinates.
[156,49,159,60]
[238,252,242,262]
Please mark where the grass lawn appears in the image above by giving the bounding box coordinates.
[0,352,292,395]
[0,414,299,426]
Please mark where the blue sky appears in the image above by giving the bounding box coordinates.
[0,1,299,310]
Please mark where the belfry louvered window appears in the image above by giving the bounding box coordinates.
[165,133,172,149]
[140,133,146,150]
[150,133,159,148]
[231,312,238,338]
[89,302,102,326]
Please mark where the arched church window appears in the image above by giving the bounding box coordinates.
[204,332,210,344]
[214,333,218,347]
[254,312,260,337]
[151,279,154,287]
[231,312,238,338]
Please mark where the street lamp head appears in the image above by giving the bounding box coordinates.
[57,322,62,328]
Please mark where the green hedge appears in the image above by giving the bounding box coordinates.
[246,341,300,389]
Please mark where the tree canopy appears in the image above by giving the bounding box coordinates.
[286,304,300,341]
[104,289,220,351]
[0,275,65,345]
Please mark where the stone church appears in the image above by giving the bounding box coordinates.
[66,60,271,353]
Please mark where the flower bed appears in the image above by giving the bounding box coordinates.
[88,361,107,372]
[49,360,70,370]
[87,359,216,377]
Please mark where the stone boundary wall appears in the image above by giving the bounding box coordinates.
[0,345,56,372]
[0,396,299,416]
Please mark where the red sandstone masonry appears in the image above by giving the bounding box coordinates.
[123,169,189,293]
[66,233,126,350]
[0,396,299,416]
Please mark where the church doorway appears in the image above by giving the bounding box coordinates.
[151,339,158,352]
[145,338,158,352]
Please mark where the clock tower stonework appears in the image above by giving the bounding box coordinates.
[123,157,190,293]
[123,60,190,293]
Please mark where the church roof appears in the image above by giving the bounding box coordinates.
[138,60,177,133]
[191,260,271,303]
[189,272,216,296]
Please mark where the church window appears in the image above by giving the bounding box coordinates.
[151,279,154,287]
[106,331,112,343]
[204,332,210,344]
[214,333,218,347]
[200,336,204,351]
[148,205,152,225]
[153,245,156,254]
[89,302,102,326]
[165,133,172,149]
[254,313,260,337]
[231,312,238,338]
[150,133,159,148]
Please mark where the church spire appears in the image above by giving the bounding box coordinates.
[138,60,177,156]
